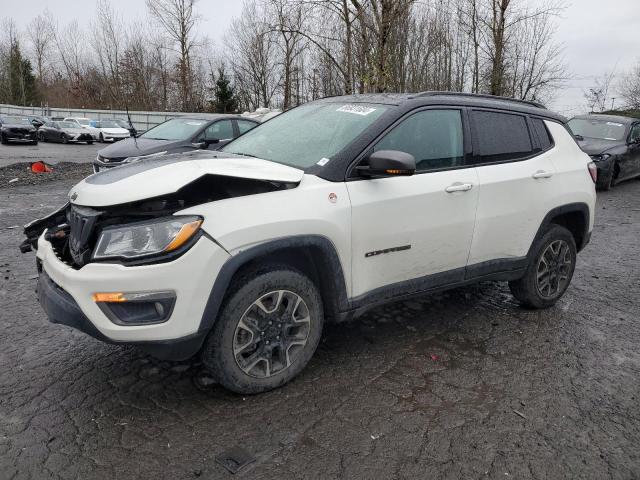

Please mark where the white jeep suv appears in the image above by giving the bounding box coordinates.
[23,93,597,394]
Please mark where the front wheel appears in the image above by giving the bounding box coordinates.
[202,266,324,394]
[509,225,577,309]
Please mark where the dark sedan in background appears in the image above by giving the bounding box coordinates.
[0,115,38,145]
[38,121,95,144]
[568,114,640,190]
[94,114,259,171]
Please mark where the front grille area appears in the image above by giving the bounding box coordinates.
[67,206,102,267]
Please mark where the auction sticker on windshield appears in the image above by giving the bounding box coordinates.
[337,104,377,116]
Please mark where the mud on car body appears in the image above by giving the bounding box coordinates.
[22,92,597,394]
[568,114,640,190]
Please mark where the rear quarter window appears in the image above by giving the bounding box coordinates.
[531,118,554,151]
[470,110,534,163]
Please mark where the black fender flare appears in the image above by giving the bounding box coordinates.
[197,235,350,334]
[527,202,591,257]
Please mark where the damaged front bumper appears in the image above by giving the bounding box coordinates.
[32,226,229,360]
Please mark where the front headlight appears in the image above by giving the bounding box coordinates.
[93,216,202,260]
[123,151,168,164]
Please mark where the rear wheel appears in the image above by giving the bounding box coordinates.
[201,265,324,394]
[39,131,46,142]
[509,225,577,309]
[61,134,68,144]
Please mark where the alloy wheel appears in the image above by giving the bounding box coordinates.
[233,290,311,378]
[536,239,572,298]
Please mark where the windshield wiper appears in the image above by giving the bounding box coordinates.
[231,152,258,158]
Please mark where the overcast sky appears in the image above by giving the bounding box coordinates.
[5,0,639,116]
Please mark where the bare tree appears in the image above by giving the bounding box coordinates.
[619,62,640,110]
[26,13,54,83]
[584,72,615,113]
[146,0,199,110]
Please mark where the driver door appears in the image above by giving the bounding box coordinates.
[201,120,234,150]
[346,108,479,299]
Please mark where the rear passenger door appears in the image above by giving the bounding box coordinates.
[467,110,558,270]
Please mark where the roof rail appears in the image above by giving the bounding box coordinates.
[413,91,547,110]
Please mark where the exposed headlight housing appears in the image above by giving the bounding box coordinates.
[123,151,168,164]
[92,216,202,261]
[589,153,611,162]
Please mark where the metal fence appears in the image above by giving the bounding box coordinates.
[0,104,191,132]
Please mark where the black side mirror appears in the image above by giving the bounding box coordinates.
[357,150,416,177]
[574,134,584,142]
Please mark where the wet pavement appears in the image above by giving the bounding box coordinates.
[0,176,639,479]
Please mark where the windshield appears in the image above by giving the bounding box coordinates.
[74,119,92,126]
[141,118,207,141]
[59,121,77,128]
[222,103,389,168]
[568,118,627,141]
[99,120,120,128]
[2,116,31,125]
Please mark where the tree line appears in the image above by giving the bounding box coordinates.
[0,0,639,114]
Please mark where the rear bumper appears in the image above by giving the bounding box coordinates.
[37,270,206,360]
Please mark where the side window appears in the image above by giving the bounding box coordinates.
[373,109,464,172]
[237,120,257,135]
[204,120,234,141]
[531,118,554,151]
[470,110,534,163]
[630,124,640,142]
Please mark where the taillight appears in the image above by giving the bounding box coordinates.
[587,162,597,183]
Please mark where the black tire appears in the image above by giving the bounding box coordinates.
[509,225,577,309]
[39,132,46,142]
[87,140,93,145]
[202,265,324,394]
[31,140,38,146]
[600,162,618,191]
[61,134,68,144]
[99,133,104,143]
[0,134,7,145]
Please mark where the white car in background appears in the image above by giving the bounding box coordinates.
[63,117,100,141]
[91,119,131,142]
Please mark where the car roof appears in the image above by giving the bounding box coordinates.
[570,113,636,125]
[315,91,565,122]
[176,113,252,121]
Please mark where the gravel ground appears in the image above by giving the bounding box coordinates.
[0,174,639,479]
[0,142,101,168]
[0,163,93,189]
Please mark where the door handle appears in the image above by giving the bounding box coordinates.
[532,170,553,179]
[445,182,474,193]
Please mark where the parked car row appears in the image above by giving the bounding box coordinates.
[0,114,138,146]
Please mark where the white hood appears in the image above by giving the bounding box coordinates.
[100,127,129,135]
[69,152,304,207]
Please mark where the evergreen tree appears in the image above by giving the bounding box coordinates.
[211,66,238,113]
[2,40,40,105]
